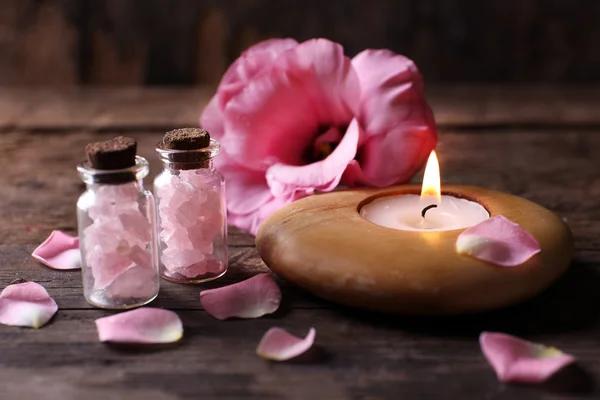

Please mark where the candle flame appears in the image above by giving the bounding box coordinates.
[420,150,441,204]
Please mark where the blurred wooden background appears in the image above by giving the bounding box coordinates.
[1,0,599,86]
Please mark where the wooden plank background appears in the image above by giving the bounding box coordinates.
[0,0,599,85]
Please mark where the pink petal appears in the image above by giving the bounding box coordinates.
[201,39,299,138]
[228,194,303,236]
[353,124,436,187]
[256,327,316,361]
[266,118,362,195]
[199,95,225,138]
[222,39,357,171]
[218,159,274,215]
[221,70,320,170]
[216,152,306,235]
[0,282,58,328]
[218,38,299,109]
[456,215,541,267]
[480,332,576,383]
[31,230,81,270]
[352,49,433,136]
[288,38,360,123]
[350,49,437,186]
[95,308,183,344]
[200,274,282,320]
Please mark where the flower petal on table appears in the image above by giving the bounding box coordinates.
[0,282,58,328]
[31,230,81,270]
[200,274,282,320]
[95,308,183,344]
[456,215,541,267]
[257,327,316,361]
[480,332,576,383]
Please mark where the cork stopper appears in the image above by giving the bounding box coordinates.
[162,128,210,150]
[85,136,137,170]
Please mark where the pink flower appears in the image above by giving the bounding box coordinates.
[201,38,437,235]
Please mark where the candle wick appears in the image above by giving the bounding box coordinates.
[421,204,438,218]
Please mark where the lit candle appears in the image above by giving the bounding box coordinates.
[360,151,489,231]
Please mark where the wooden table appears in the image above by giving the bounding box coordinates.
[0,86,598,399]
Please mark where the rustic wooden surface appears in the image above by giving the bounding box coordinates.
[0,86,599,399]
[1,0,600,85]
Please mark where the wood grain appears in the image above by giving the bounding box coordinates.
[0,88,599,399]
[2,1,600,85]
[2,86,600,132]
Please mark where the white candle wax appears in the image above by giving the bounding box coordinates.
[360,194,489,231]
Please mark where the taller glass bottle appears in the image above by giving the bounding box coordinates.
[154,128,228,283]
[77,137,159,309]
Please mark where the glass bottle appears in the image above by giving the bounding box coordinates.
[77,156,159,309]
[154,130,227,283]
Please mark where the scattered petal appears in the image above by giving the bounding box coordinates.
[200,274,282,320]
[456,215,541,267]
[480,332,576,383]
[31,230,81,270]
[257,327,316,361]
[0,282,58,328]
[95,308,183,344]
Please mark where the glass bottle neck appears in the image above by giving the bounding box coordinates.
[85,180,144,191]
[161,159,215,172]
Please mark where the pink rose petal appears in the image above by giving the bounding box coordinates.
[480,332,576,383]
[95,308,183,344]
[350,49,436,187]
[256,327,316,361]
[228,194,301,236]
[266,118,362,196]
[200,274,282,320]
[456,215,541,267]
[221,38,357,171]
[31,230,81,270]
[0,282,58,328]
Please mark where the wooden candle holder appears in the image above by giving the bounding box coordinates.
[256,185,573,315]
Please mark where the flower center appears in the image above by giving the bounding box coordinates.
[305,125,347,163]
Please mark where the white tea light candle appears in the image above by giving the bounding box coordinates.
[361,151,489,231]
[361,194,489,231]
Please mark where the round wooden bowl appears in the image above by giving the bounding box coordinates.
[256,185,573,315]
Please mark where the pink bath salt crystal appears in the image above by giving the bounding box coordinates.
[118,211,152,243]
[85,246,134,289]
[179,169,213,187]
[173,260,209,278]
[186,224,220,250]
[84,182,154,293]
[88,183,140,220]
[162,248,206,273]
[161,228,195,250]
[175,199,204,228]
[105,265,158,300]
[157,170,224,277]
[206,259,225,274]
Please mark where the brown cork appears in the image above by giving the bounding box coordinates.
[85,136,137,170]
[162,128,210,150]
